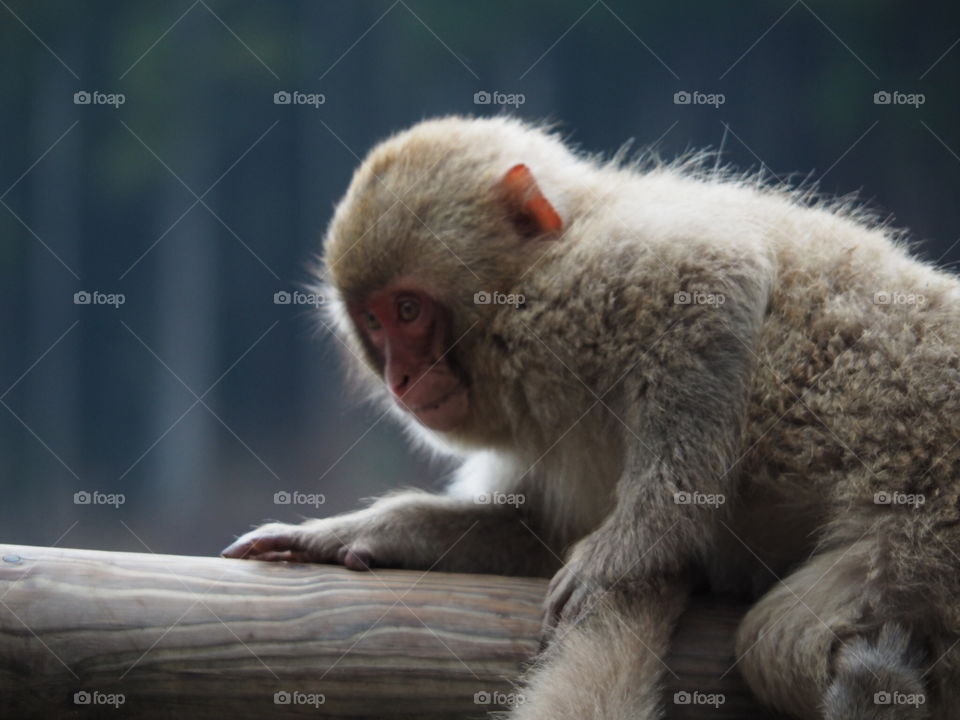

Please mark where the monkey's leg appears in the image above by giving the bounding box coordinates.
[510,579,688,720]
[222,490,560,577]
[736,543,931,720]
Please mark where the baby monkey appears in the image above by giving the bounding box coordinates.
[224,116,960,719]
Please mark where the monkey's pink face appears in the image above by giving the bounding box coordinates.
[351,284,469,432]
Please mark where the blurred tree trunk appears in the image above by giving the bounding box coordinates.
[26,27,82,507]
[150,13,218,519]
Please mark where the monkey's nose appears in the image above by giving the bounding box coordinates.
[392,375,410,396]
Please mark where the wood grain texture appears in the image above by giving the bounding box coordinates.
[0,544,781,718]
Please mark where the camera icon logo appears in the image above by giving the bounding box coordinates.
[274,491,292,505]
[74,491,92,504]
[873,291,891,305]
[874,491,892,505]
[74,91,91,105]
[673,491,691,505]
[274,691,291,704]
[274,91,291,105]
[873,91,891,105]
[674,691,692,704]
[474,291,491,304]
[474,691,492,704]
[673,91,691,105]
[74,691,92,704]
[274,291,292,305]
[473,91,491,105]
[475,492,491,505]
[674,291,691,305]
[874,691,892,705]
[74,291,91,305]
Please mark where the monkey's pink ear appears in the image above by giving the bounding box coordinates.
[498,164,563,237]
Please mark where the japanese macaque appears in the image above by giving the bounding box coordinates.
[223,116,960,719]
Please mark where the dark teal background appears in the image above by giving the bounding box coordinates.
[2,1,958,554]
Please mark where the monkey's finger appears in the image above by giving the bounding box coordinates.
[335,545,374,571]
[221,539,256,558]
[543,570,577,633]
[221,534,300,559]
[536,627,555,656]
[220,539,262,558]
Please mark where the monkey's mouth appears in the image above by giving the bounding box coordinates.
[407,385,469,431]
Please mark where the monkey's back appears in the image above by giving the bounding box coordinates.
[734,204,960,623]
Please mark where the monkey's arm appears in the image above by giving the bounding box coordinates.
[546,250,772,627]
[223,459,560,577]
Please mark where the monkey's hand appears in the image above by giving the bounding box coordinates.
[542,532,631,636]
[221,517,380,570]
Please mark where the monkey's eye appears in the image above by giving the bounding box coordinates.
[363,311,381,330]
[397,297,421,323]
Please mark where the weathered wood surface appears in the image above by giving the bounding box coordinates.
[0,544,781,718]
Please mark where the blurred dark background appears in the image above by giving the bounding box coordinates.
[1,1,958,556]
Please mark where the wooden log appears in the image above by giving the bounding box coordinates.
[0,544,782,718]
